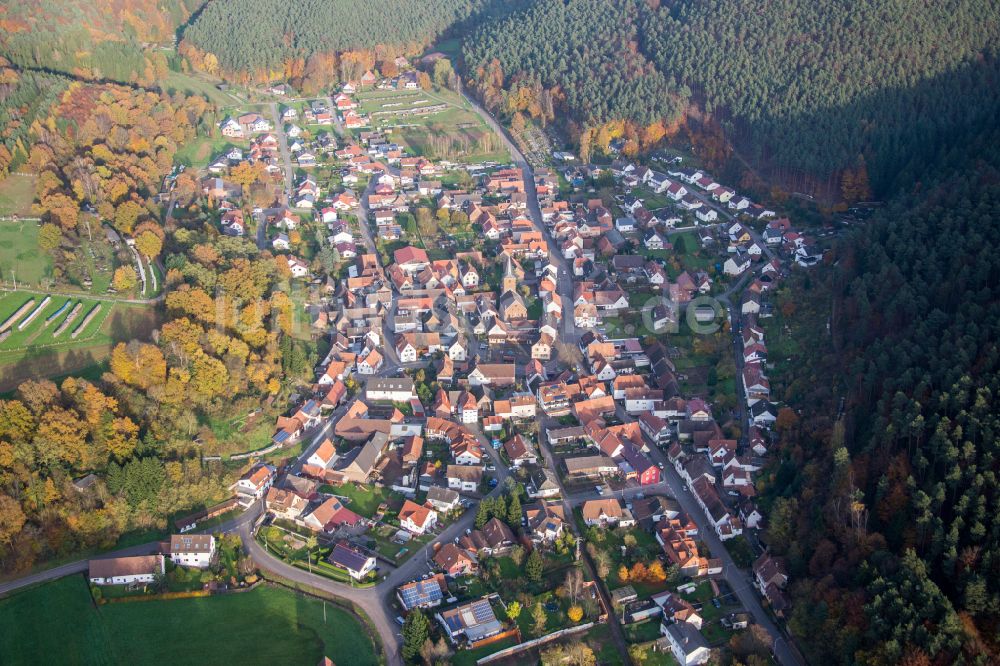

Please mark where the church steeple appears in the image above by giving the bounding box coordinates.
[502,253,517,294]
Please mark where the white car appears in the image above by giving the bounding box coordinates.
[595,485,605,496]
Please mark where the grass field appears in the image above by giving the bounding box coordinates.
[355,86,509,163]
[162,70,241,108]
[0,174,36,217]
[321,483,403,518]
[0,575,379,666]
[0,219,51,287]
[0,293,158,390]
[174,133,239,168]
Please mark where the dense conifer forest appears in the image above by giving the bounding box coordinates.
[761,130,1000,662]
[180,0,500,82]
[463,0,1000,195]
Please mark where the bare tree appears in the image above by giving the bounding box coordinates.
[564,568,585,604]
[554,340,583,368]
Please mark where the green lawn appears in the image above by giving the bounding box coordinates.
[632,643,680,666]
[0,219,50,287]
[0,292,153,353]
[162,70,240,109]
[624,619,664,643]
[586,623,625,666]
[0,174,36,217]
[724,535,755,569]
[0,575,379,666]
[702,620,736,645]
[322,482,402,518]
[0,295,158,390]
[360,86,509,163]
[174,133,239,168]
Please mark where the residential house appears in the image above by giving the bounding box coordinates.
[332,432,388,484]
[753,553,790,616]
[447,465,483,492]
[468,363,516,388]
[581,499,635,527]
[302,497,362,532]
[651,591,702,629]
[234,464,275,504]
[399,500,438,535]
[426,486,461,513]
[503,434,537,468]
[524,501,566,543]
[723,251,751,276]
[437,598,502,645]
[529,468,561,498]
[306,439,338,469]
[661,621,710,666]
[328,543,376,580]
[89,555,165,586]
[168,534,215,569]
[434,543,478,577]
[266,487,309,521]
[366,377,416,402]
[402,435,424,466]
[397,574,448,611]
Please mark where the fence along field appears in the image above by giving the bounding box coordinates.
[0,291,113,354]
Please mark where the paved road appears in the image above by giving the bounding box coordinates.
[459,91,580,346]
[606,428,802,666]
[238,515,405,666]
[322,96,348,139]
[266,102,294,203]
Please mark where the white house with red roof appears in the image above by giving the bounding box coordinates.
[399,500,438,535]
[307,438,338,469]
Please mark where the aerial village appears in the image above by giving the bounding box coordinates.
[95,60,820,665]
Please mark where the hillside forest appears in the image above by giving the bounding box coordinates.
[759,132,1000,663]
[0,0,200,84]
[0,77,314,574]
[463,0,1000,198]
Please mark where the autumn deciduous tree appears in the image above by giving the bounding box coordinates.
[110,341,167,390]
[135,230,163,258]
[37,223,62,251]
[0,494,25,545]
[113,266,138,292]
[114,200,144,235]
[567,605,584,622]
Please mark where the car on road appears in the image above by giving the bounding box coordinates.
[485,464,496,472]
[682,484,689,492]
[657,462,665,470]
[395,616,405,626]
[595,485,605,496]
